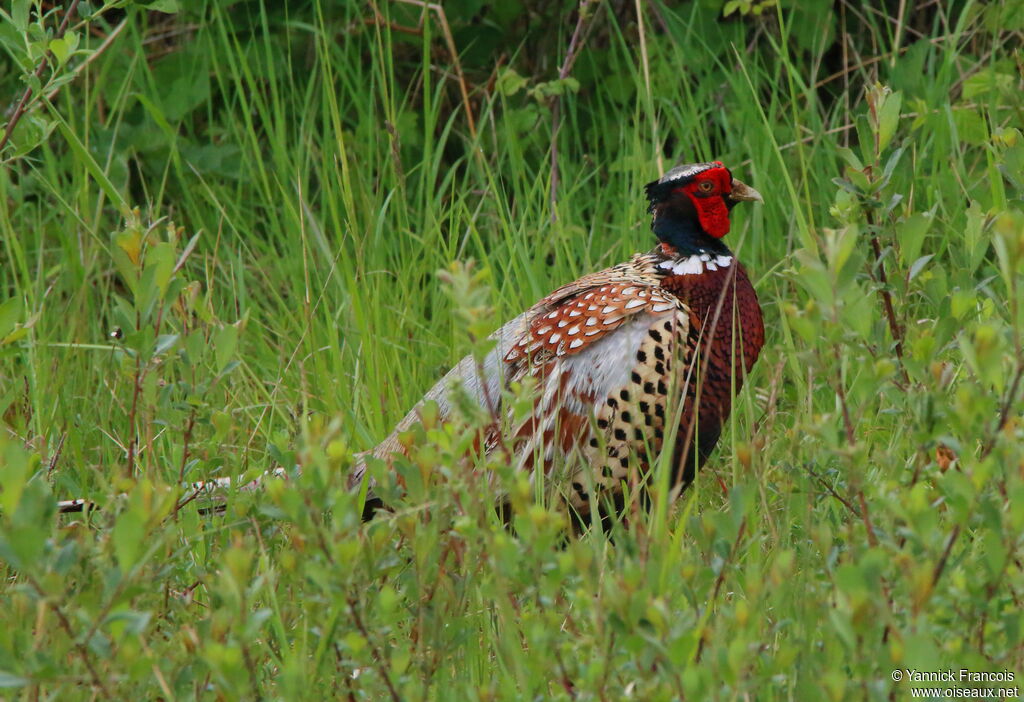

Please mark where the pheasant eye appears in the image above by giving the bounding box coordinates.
[698,181,714,193]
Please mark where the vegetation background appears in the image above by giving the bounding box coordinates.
[1,0,1022,698]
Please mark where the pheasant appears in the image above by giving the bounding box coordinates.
[353,161,765,526]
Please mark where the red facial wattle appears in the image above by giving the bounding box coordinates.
[676,166,733,239]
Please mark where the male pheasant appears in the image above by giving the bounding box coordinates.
[354,161,765,525]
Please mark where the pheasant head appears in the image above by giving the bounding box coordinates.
[645,161,762,256]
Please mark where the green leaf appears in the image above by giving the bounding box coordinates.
[0,439,34,515]
[939,465,975,522]
[783,303,816,343]
[961,68,1016,100]
[841,286,873,339]
[112,507,146,572]
[0,671,29,688]
[154,333,179,356]
[107,610,152,638]
[794,249,835,307]
[897,212,933,267]
[7,113,56,158]
[147,242,177,296]
[11,0,29,32]
[136,242,176,321]
[528,77,580,101]
[64,30,79,54]
[0,477,52,571]
[48,37,69,64]
[877,89,902,152]
[215,324,239,373]
[823,224,858,276]
[53,540,79,575]
[982,530,1007,577]
[0,297,22,340]
[496,68,528,97]
[908,254,934,281]
[144,0,181,12]
[963,201,988,273]
[950,289,976,319]
[953,108,988,146]
[836,147,863,171]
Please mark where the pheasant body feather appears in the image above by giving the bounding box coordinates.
[354,162,766,523]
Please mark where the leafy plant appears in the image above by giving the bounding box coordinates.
[0,0,1022,699]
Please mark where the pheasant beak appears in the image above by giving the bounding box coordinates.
[729,178,763,204]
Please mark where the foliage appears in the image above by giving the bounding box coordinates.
[0,0,1022,699]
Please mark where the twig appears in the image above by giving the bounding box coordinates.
[696,517,747,662]
[172,484,208,515]
[802,464,860,517]
[360,16,423,36]
[124,339,144,478]
[46,431,67,477]
[171,410,198,518]
[241,641,263,700]
[932,524,961,587]
[813,33,963,90]
[552,646,578,700]
[44,18,129,103]
[25,574,112,697]
[867,232,908,381]
[831,343,857,445]
[392,1,477,139]
[862,88,910,385]
[980,362,1023,460]
[855,489,878,548]
[346,594,402,702]
[0,0,81,154]
[549,0,597,222]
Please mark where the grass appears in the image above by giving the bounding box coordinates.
[0,0,1023,699]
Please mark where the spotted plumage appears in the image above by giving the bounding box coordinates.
[354,161,766,526]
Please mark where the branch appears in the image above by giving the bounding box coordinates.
[0,0,81,154]
[932,524,961,588]
[346,594,402,702]
[867,231,909,382]
[25,574,112,697]
[549,0,597,221]
[696,517,747,662]
[980,361,1024,460]
[801,463,861,518]
[391,1,477,139]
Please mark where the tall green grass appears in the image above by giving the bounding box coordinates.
[0,1,1022,698]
